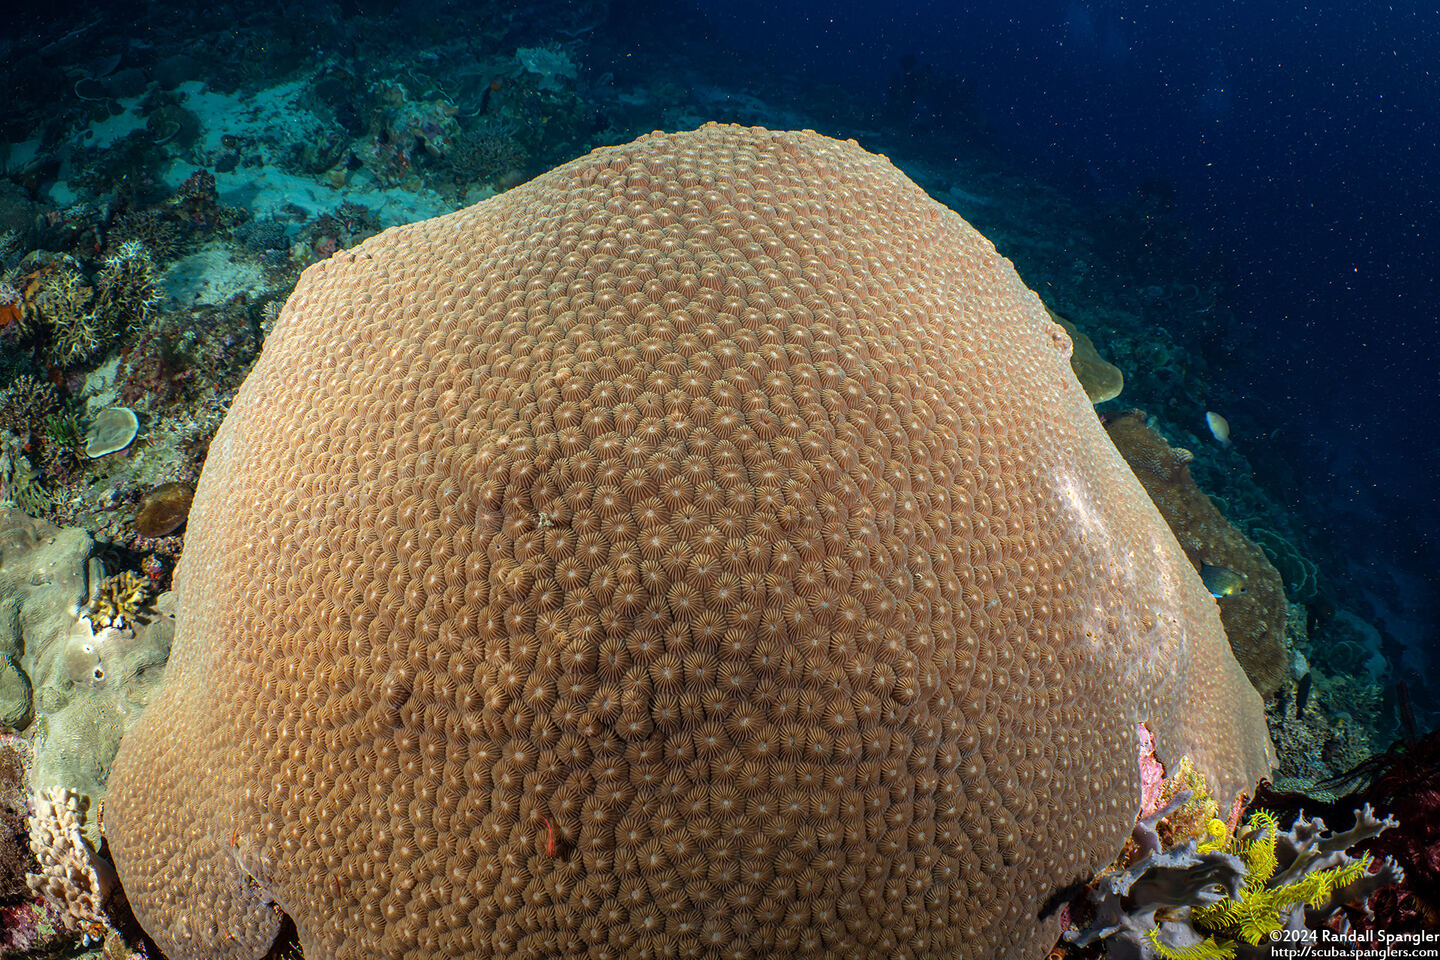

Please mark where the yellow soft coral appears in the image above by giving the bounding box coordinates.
[1143,927,1236,960]
[1195,818,1230,854]
[1147,810,1376,954]
[1161,756,1225,849]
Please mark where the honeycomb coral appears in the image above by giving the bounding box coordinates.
[105,125,1273,960]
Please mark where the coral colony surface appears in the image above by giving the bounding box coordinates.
[0,4,1426,959]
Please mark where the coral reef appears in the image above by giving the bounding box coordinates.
[0,738,32,896]
[171,169,222,232]
[32,259,101,365]
[115,298,261,411]
[0,735,76,958]
[358,79,462,187]
[107,124,1270,960]
[11,243,161,368]
[107,208,186,264]
[0,449,53,519]
[0,8,1409,956]
[85,406,139,458]
[1248,528,1318,603]
[1105,411,1289,696]
[1254,728,1440,932]
[35,408,86,494]
[1266,673,1379,792]
[87,571,150,630]
[0,374,59,439]
[516,45,579,92]
[25,786,119,942]
[91,241,163,334]
[288,202,381,273]
[1068,803,1403,959]
[28,606,173,803]
[445,119,530,188]
[0,281,21,338]
[0,508,91,732]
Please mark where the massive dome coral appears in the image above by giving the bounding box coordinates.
[105,124,1273,960]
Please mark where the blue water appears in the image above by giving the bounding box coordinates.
[684,0,1440,701]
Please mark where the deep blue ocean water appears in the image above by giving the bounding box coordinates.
[677,0,1440,703]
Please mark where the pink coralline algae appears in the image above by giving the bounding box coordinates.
[1137,722,1168,817]
[0,900,70,956]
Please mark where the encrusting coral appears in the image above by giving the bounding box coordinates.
[25,786,118,943]
[106,124,1272,960]
[0,507,171,803]
[1047,308,1123,404]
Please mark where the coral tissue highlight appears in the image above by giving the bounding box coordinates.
[105,124,1273,960]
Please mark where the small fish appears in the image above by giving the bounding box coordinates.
[1295,671,1312,713]
[1206,410,1231,446]
[1199,562,1247,598]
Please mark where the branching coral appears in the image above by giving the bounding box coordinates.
[92,241,163,333]
[446,120,529,186]
[0,735,74,956]
[0,374,59,438]
[0,449,52,517]
[109,209,185,263]
[32,261,100,365]
[17,242,163,366]
[87,570,150,630]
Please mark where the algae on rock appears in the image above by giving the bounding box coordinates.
[0,508,171,811]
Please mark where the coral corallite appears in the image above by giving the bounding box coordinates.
[105,124,1273,960]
